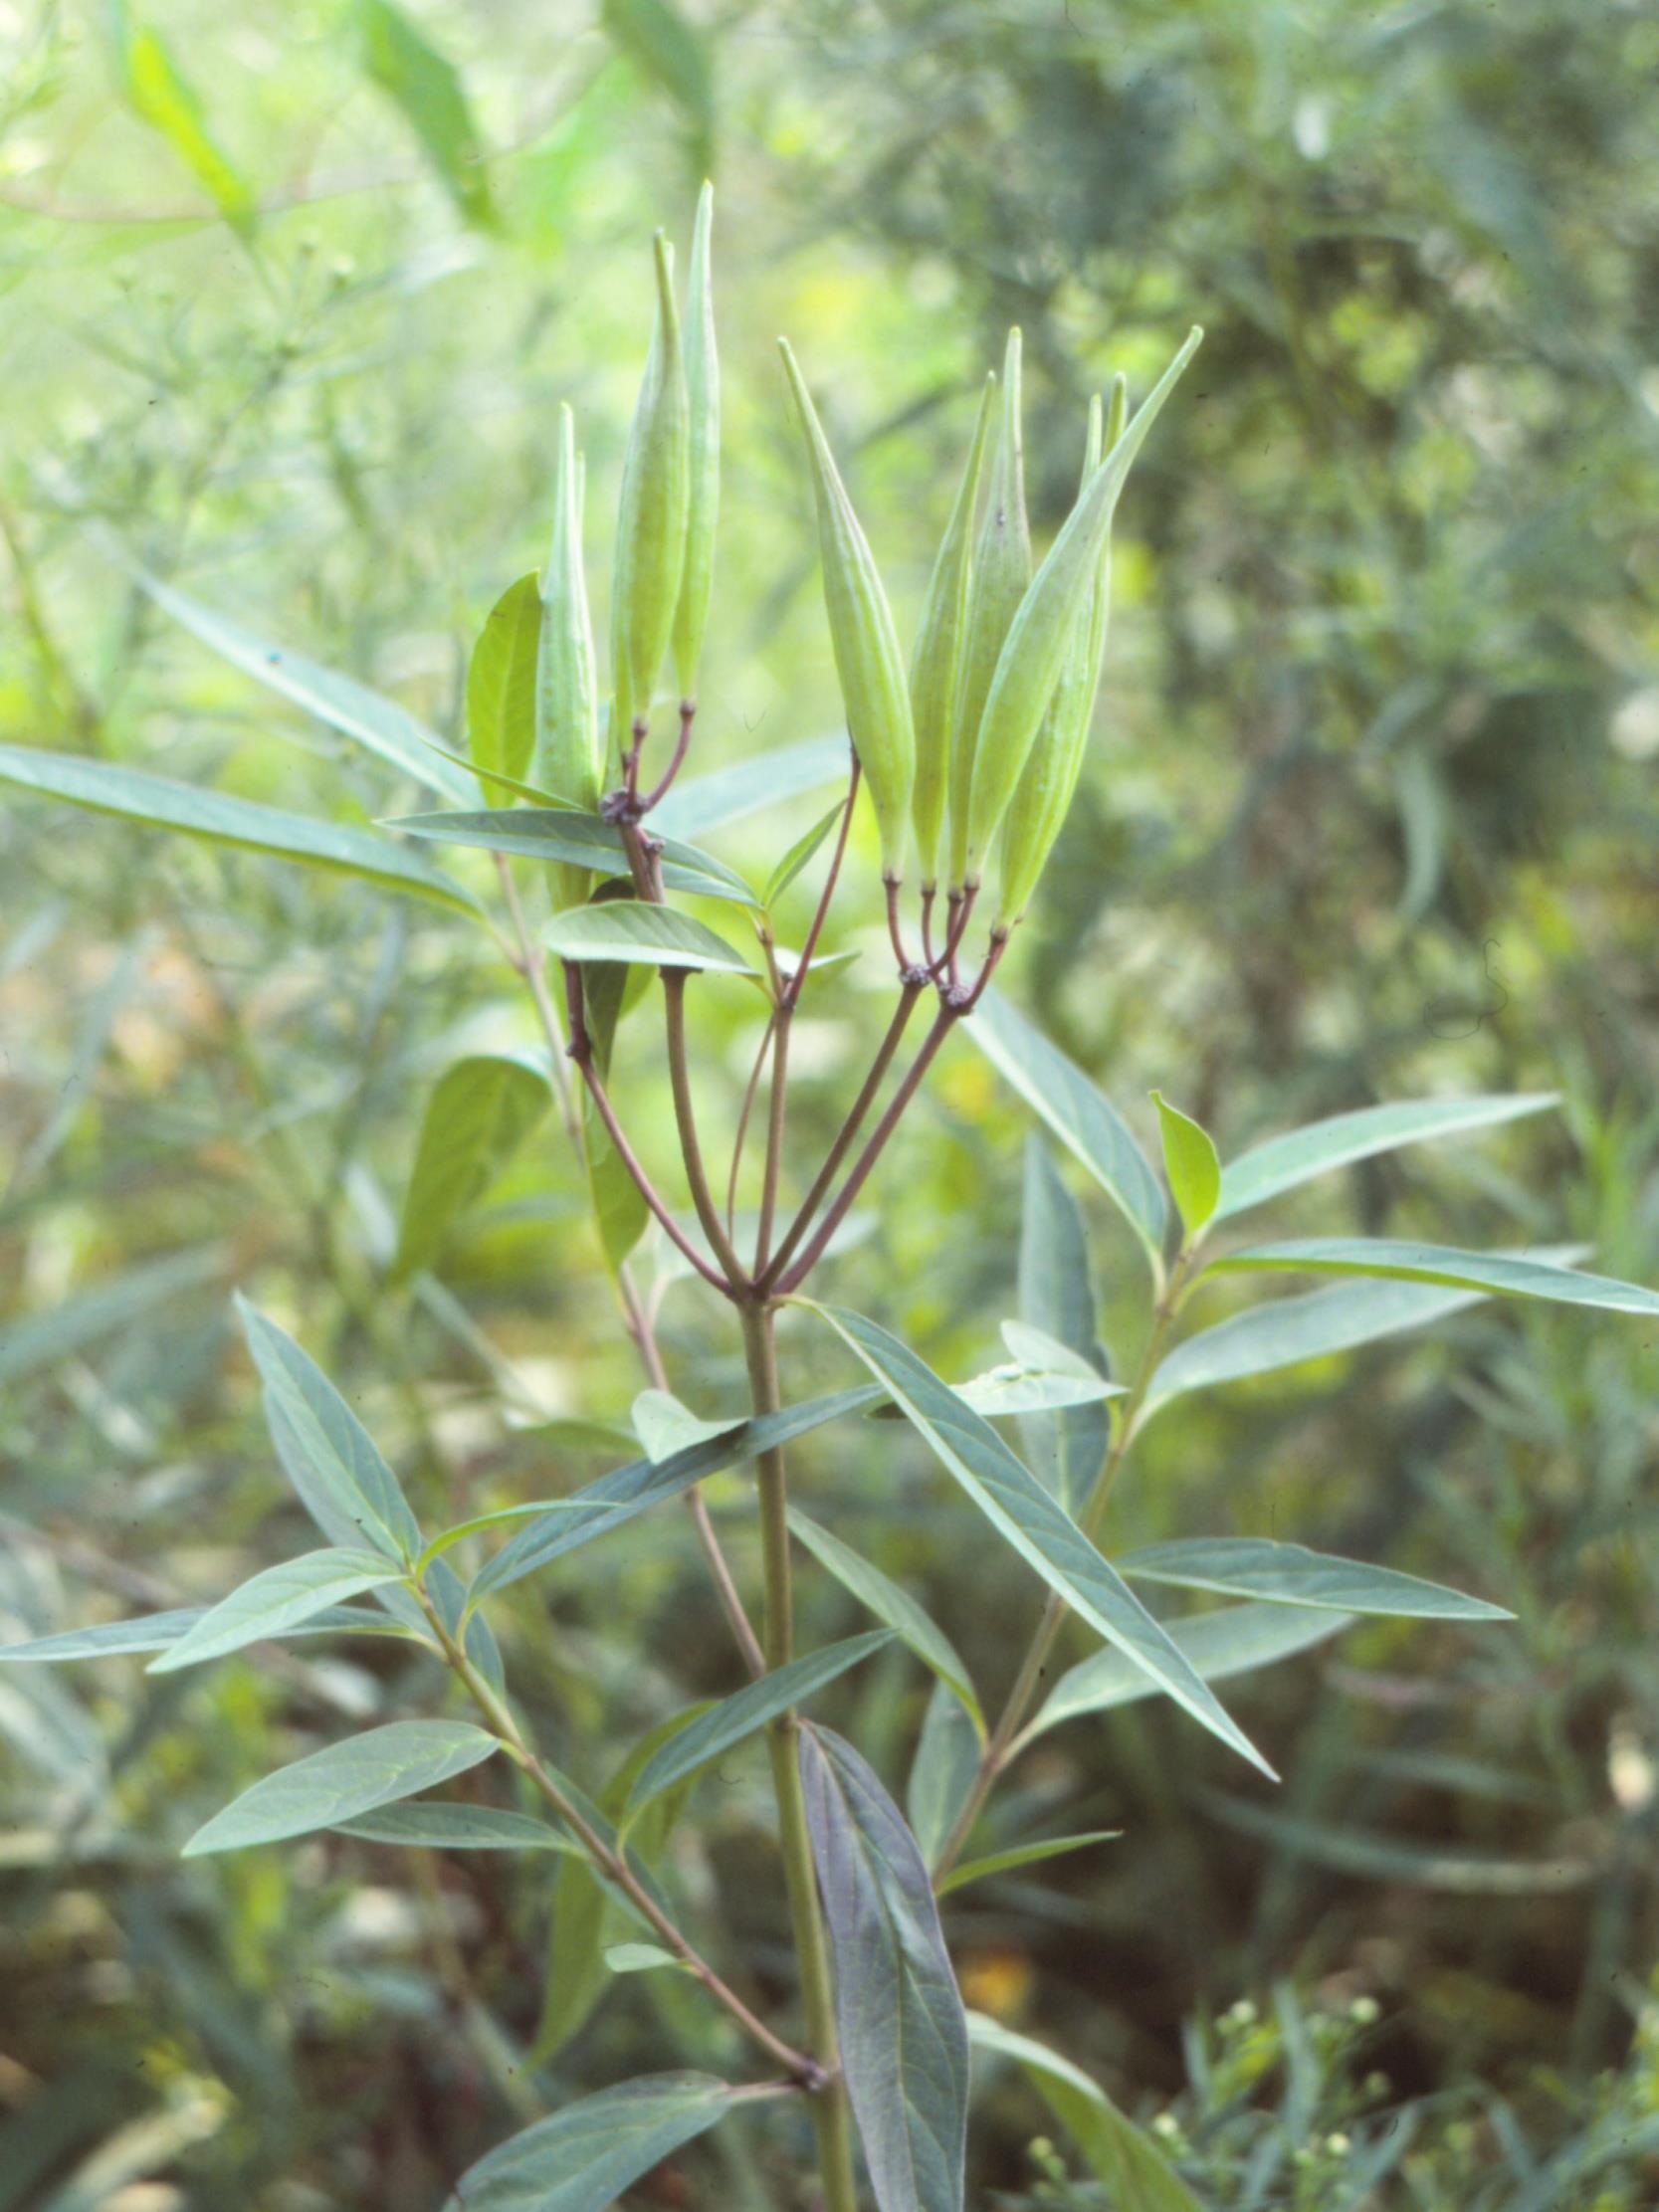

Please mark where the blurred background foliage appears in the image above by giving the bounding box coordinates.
[3,0,1659,2204]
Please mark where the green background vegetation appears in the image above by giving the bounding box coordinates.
[3,1,1658,2204]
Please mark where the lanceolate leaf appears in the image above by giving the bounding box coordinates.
[936,1831,1119,1898]
[1209,1239,1659,1316]
[182,1720,500,1857]
[808,1306,1274,1779]
[444,2073,739,2212]
[394,1053,552,1279]
[0,745,477,912]
[1022,1603,1352,1747]
[623,1632,894,1823]
[104,0,253,231]
[467,572,541,784]
[0,1603,418,1664]
[764,796,849,910]
[391,807,757,905]
[334,1803,578,1853]
[653,731,848,837]
[543,900,755,973]
[967,2014,1201,2212]
[237,1298,423,1565]
[1016,1140,1111,1511]
[1214,1093,1560,1221]
[355,0,494,226]
[149,1550,407,1673]
[1117,1538,1512,1621]
[123,564,476,802]
[908,1681,982,1870]
[967,992,1166,1269]
[800,1724,970,2212]
[787,1510,981,1728]
[466,1386,882,1596]
[1151,1090,1221,1234]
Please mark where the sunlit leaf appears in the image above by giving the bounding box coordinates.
[182,1720,500,1857]
[763,796,847,910]
[394,1053,551,1279]
[467,572,540,785]
[444,2073,739,2212]
[1117,1538,1512,1621]
[1151,1089,1220,1235]
[1209,1239,1659,1316]
[652,732,848,837]
[1214,1094,1560,1221]
[104,0,253,232]
[149,1549,407,1674]
[601,0,715,156]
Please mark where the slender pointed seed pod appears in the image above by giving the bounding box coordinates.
[538,404,602,911]
[611,232,690,745]
[909,373,994,895]
[994,395,1104,932]
[672,181,719,704]
[778,338,916,883]
[945,328,1031,894]
[963,326,1203,888]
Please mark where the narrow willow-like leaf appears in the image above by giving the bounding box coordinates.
[787,1510,981,1729]
[801,1724,970,2212]
[122,563,475,801]
[335,1802,579,1852]
[779,339,917,880]
[1209,1239,1659,1316]
[968,991,1166,1269]
[0,1605,416,1665]
[911,374,995,892]
[907,1680,982,1870]
[807,1305,1274,1778]
[673,180,719,698]
[355,0,494,224]
[0,745,476,912]
[237,1297,423,1565]
[391,807,757,905]
[538,402,603,915]
[967,2014,1202,2212]
[612,233,690,738]
[467,571,540,786]
[150,1550,406,1674]
[394,1053,551,1279]
[543,899,755,973]
[0,1248,219,1389]
[104,0,253,230]
[182,1720,500,1857]
[468,1386,882,1596]
[962,328,1202,884]
[1152,1090,1221,1235]
[763,794,849,911]
[653,731,848,835]
[1201,1794,1593,1895]
[1214,1092,1561,1220]
[624,1632,894,1823]
[936,1830,1119,1898]
[444,2074,738,2212]
[1118,1538,1512,1621]
[1023,1603,1352,1747]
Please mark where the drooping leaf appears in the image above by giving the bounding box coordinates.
[800,1724,970,2212]
[149,1550,407,1674]
[123,564,476,801]
[967,2013,1201,2211]
[1117,1538,1512,1621]
[1015,1140,1110,1508]
[467,572,541,785]
[104,0,253,231]
[466,1386,882,1596]
[355,0,494,225]
[907,1681,982,1870]
[652,732,848,837]
[1209,1239,1659,1316]
[1021,1603,1352,1747]
[334,1802,578,1853]
[391,807,757,905]
[787,1510,981,1729]
[182,1720,501,1857]
[936,1831,1119,1898]
[444,2073,739,2212]
[394,1053,552,1279]
[967,992,1166,1270]
[623,1632,894,1826]
[237,1297,423,1565]
[0,745,477,912]
[1151,1090,1221,1236]
[543,899,755,974]
[1214,1093,1561,1221]
[0,1603,418,1664]
[807,1306,1274,1779]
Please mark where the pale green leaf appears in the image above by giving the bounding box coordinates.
[394,1053,551,1279]
[603,1941,688,1975]
[0,1605,417,1664]
[543,899,754,973]
[335,1803,578,1853]
[652,732,848,837]
[1214,1093,1560,1221]
[150,1549,406,1674]
[936,1831,1119,1898]
[444,2074,738,2212]
[1210,1239,1659,1315]
[763,796,848,910]
[632,1388,732,1461]
[355,0,493,225]
[391,807,758,905]
[1117,1537,1512,1621]
[1151,1089,1221,1235]
[467,572,540,784]
[182,1719,500,1857]
[601,0,714,145]
[1015,1145,1108,1509]
[104,0,253,230]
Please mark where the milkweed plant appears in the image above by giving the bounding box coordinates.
[6,191,1659,2212]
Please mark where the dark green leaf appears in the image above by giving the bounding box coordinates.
[543,899,754,973]
[0,744,475,912]
[652,732,848,837]
[966,993,1166,1270]
[395,1053,552,1279]
[445,2073,739,2212]
[1151,1090,1220,1235]
[467,573,541,785]
[182,1720,500,1856]
[356,0,494,225]
[334,1803,578,1854]
[1209,1239,1659,1316]
[391,808,758,906]
[149,1549,406,1673]
[1016,1140,1110,1510]
[936,1831,1119,1898]
[801,1724,970,2212]
[1214,1094,1560,1221]
[787,1510,981,1728]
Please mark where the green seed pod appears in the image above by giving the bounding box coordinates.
[778,338,916,882]
[611,232,690,744]
[909,372,994,894]
[672,182,719,705]
[537,402,602,911]
[945,328,1031,894]
[963,326,1202,888]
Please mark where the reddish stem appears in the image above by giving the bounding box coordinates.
[783,750,859,1011]
[640,701,696,815]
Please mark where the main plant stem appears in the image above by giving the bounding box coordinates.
[738,1299,859,2212]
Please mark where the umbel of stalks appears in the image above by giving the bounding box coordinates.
[611,232,691,753]
[672,181,719,706]
[909,373,994,896]
[537,402,602,911]
[778,339,917,886]
[960,324,1204,899]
